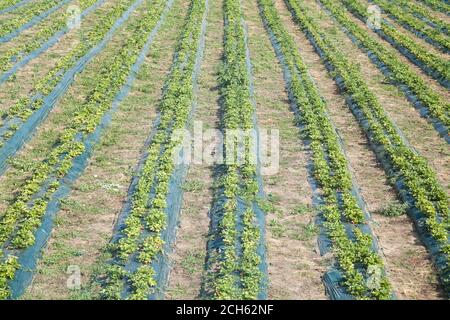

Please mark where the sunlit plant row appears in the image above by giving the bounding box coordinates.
[285,0,449,294]
[100,0,207,300]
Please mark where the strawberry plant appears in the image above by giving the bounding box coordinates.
[419,0,450,14]
[396,0,449,34]
[339,0,450,87]
[323,0,450,130]
[0,0,26,12]
[0,0,140,156]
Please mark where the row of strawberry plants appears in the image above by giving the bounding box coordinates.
[0,0,167,300]
[203,0,266,300]
[369,0,450,53]
[0,0,66,40]
[100,0,207,300]
[395,0,449,35]
[0,0,140,171]
[258,0,391,300]
[0,0,30,13]
[0,0,103,76]
[320,0,450,137]
[339,0,449,89]
[284,0,449,295]
[419,0,450,15]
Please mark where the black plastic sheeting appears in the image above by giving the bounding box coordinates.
[0,0,72,43]
[336,5,449,89]
[320,3,450,144]
[301,21,449,297]
[375,26,449,89]
[108,0,207,300]
[0,0,144,176]
[0,0,106,84]
[6,0,160,299]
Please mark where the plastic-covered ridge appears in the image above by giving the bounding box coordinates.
[419,0,450,16]
[336,0,449,90]
[394,0,449,36]
[288,5,450,296]
[367,0,450,54]
[203,0,268,300]
[242,17,268,300]
[320,0,449,143]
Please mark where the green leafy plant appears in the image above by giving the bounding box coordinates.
[0,0,171,299]
[0,0,139,147]
[328,0,449,129]
[419,0,450,14]
[370,0,450,52]
[204,0,265,300]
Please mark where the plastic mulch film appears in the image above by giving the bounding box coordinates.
[0,0,144,176]
[319,3,449,142]
[0,0,33,15]
[108,0,206,300]
[259,3,393,300]
[6,0,169,299]
[203,8,269,300]
[367,0,450,54]
[0,0,72,43]
[0,0,106,84]
[300,20,450,297]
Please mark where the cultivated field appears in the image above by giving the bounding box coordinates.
[0,0,448,300]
